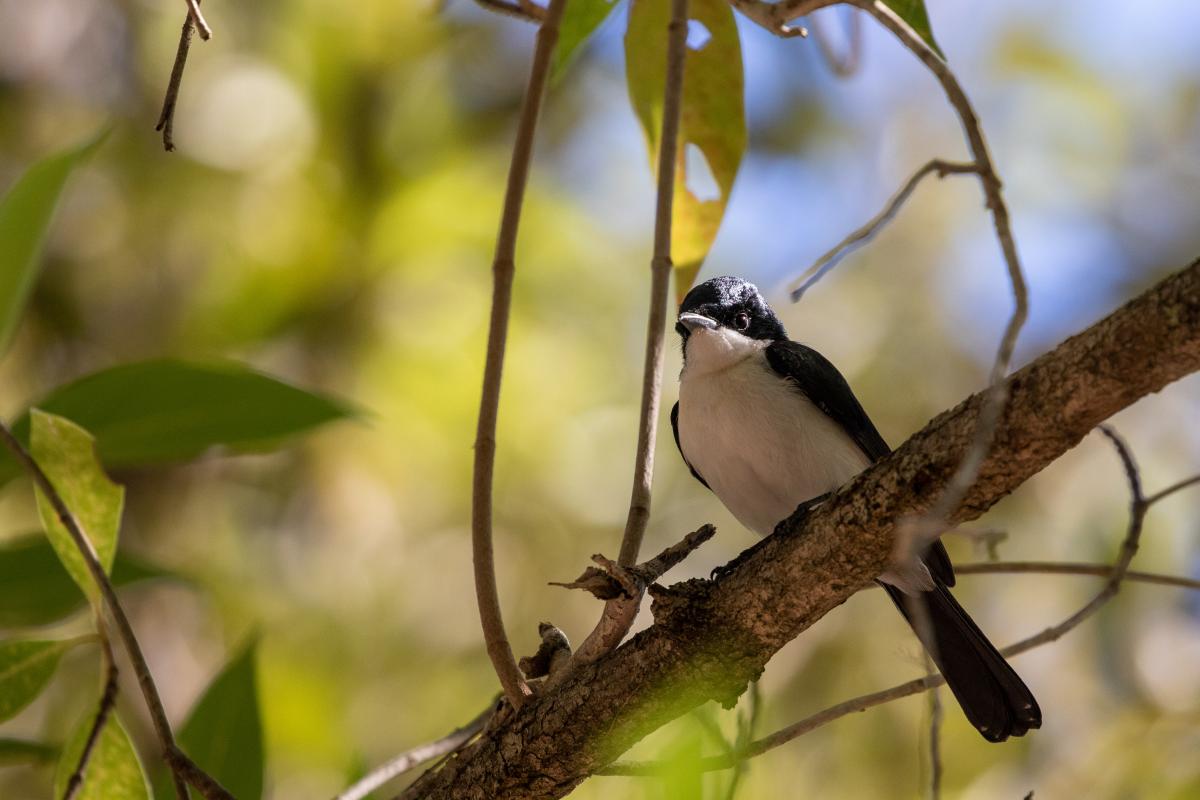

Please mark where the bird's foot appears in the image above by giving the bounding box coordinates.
[770,492,831,538]
[710,494,832,581]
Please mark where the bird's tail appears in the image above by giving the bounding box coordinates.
[883,582,1041,742]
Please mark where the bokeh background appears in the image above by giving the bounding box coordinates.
[2,0,1199,797]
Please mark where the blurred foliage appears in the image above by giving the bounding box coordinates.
[0,0,1198,798]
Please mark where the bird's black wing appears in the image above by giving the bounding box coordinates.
[765,340,954,585]
[764,340,891,462]
[671,402,710,489]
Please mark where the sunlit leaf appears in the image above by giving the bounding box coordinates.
[0,737,58,765]
[626,0,746,302]
[54,711,150,800]
[0,359,354,484]
[166,640,264,800]
[883,0,943,58]
[0,534,176,629]
[553,0,621,81]
[0,131,105,356]
[0,639,75,722]
[31,411,124,603]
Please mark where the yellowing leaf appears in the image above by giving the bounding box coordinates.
[54,711,150,800]
[30,410,124,603]
[626,0,746,303]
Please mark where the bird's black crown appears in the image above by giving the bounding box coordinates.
[677,276,787,342]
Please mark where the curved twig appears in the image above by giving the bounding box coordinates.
[788,159,979,301]
[334,705,493,800]
[61,615,118,800]
[471,0,569,710]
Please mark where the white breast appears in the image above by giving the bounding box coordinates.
[677,336,871,537]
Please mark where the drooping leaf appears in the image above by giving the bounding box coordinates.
[158,640,264,800]
[0,639,75,722]
[0,737,59,765]
[0,359,354,484]
[882,0,943,58]
[0,131,106,356]
[31,411,124,603]
[0,534,176,629]
[553,0,621,81]
[626,0,746,303]
[54,710,150,800]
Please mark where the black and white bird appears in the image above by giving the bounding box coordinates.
[671,275,1040,742]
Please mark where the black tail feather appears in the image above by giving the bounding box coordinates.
[883,581,1041,742]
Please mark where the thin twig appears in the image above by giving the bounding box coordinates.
[722,681,760,800]
[552,525,714,674]
[334,706,494,800]
[729,0,840,37]
[927,682,942,800]
[0,421,219,800]
[617,0,690,569]
[1145,473,1200,505]
[601,428,1154,776]
[809,6,862,77]
[471,0,568,710]
[155,14,195,152]
[953,562,1200,591]
[61,616,118,800]
[854,0,1030,562]
[788,159,978,301]
[184,0,211,40]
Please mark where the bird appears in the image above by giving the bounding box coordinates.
[670,275,1041,742]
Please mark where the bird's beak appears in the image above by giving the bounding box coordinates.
[678,312,719,333]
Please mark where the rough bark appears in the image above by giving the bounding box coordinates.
[406,260,1200,799]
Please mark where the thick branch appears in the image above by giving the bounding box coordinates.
[471,0,568,710]
[401,259,1200,800]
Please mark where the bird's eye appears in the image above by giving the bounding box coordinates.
[733,312,750,331]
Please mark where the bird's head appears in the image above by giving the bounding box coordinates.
[676,277,787,373]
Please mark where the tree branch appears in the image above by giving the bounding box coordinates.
[471,0,568,710]
[398,258,1200,800]
[603,425,1161,776]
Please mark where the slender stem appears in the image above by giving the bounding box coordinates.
[184,0,211,40]
[155,14,195,152]
[471,0,568,710]
[617,0,690,568]
[953,562,1200,591]
[0,422,202,800]
[475,0,545,22]
[334,705,493,800]
[789,159,978,301]
[61,615,118,800]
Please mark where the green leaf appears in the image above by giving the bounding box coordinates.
[882,0,943,58]
[0,534,176,629]
[165,640,264,800]
[0,359,353,485]
[31,411,124,603]
[54,711,150,800]
[626,0,746,303]
[0,737,59,765]
[0,639,74,722]
[553,0,621,81]
[0,131,106,356]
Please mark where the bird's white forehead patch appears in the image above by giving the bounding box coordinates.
[681,326,768,377]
